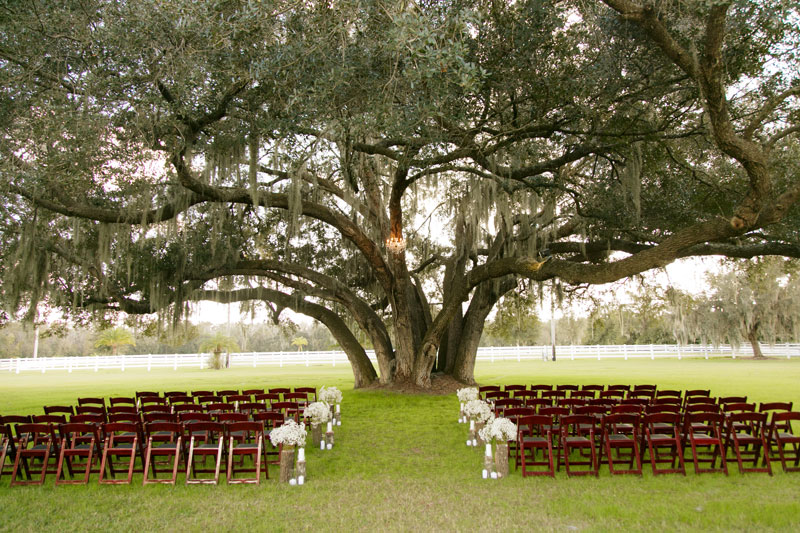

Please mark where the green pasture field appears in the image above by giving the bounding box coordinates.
[1,358,799,532]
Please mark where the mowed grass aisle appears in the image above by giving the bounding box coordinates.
[1,358,800,531]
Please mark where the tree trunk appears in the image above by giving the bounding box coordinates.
[747,326,765,359]
[451,277,516,383]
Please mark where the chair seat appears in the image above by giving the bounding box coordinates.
[522,436,549,445]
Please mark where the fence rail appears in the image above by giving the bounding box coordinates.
[2,343,799,374]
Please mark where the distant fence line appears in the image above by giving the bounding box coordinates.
[2,343,799,374]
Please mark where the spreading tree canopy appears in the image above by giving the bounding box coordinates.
[1,0,799,387]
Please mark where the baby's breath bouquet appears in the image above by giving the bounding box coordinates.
[319,386,343,405]
[463,399,492,447]
[269,419,307,483]
[269,419,307,448]
[320,386,343,425]
[304,401,332,425]
[478,417,518,478]
[456,388,479,423]
[456,387,479,403]
[463,399,492,423]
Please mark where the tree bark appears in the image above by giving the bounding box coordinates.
[747,326,765,359]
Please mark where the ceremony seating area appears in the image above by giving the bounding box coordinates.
[474,384,799,477]
[0,387,317,486]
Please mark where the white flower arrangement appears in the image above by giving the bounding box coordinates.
[319,386,343,405]
[456,387,479,403]
[303,401,332,425]
[269,419,308,447]
[463,399,492,423]
[479,416,518,444]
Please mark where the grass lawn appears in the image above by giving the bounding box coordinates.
[1,358,799,532]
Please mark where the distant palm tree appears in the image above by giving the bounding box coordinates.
[199,333,240,369]
[94,327,136,356]
[291,336,309,352]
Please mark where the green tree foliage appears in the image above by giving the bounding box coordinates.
[199,332,240,369]
[1,1,799,387]
[669,258,800,357]
[93,327,136,356]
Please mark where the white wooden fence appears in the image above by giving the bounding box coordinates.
[1,343,799,374]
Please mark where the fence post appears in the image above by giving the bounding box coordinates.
[677,344,682,360]
[280,352,283,368]
[253,352,257,368]
[16,358,20,374]
[596,345,601,360]
[68,359,72,373]
[147,354,152,372]
[650,344,654,360]
[174,353,178,370]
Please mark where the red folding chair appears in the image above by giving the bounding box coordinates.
[99,422,144,484]
[1,415,32,481]
[724,412,771,475]
[295,387,318,402]
[55,422,102,485]
[641,412,685,475]
[185,421,226,484]
[683,412,728,475]
[518,415,555,477]
[599,413,642,475]
[142,422,183,485]
[768,412,800,472]
[9,423,58,486]
[558,414,599,477]
[226,421,264,484]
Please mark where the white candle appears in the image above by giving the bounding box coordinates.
[326,443,332,450]
[490,472,498,479]
[472,438,478,447]
[297,448,305,462]
[485,444,492,457]
[466,439,472,446]
[482,469,488,479]
[298,475,304,485]
[326,421,333,432]
[336,404,340,413]
[337,420,341,426]
[320,440,325,450]
[289,478,297,485]
[469,420,475,431]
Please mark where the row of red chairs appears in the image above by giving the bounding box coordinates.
[510,409,800,477]
[480,384,739,406]
[0,412,290,486]
[40,399,308,422]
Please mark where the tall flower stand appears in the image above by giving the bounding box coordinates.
[495,443,509,478]
[476,422,486,446]
[311,423,322,448]
[279,445,295,483]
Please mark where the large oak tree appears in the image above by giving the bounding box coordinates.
[1,0,799,387]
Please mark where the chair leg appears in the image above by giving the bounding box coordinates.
[10,444,51,487]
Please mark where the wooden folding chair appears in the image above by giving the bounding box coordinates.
[518,415,555,478]
[185,421,226,484]
[725,412,771,475]
[683,412,728,475]
[226,421,264,484]
[599,413,642,475]
[10,423,57,486]
[99,422,143,484]
[55,422,102,485]
[142,422,183,485]
[1,416,32,481]
[559,414,599,477]
[768,412,800,473]
[641,412,685,475]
